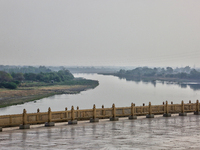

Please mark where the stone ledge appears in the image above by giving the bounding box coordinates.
[146,114,154,118]
[68,120,78,125]
[129,115,137,120]
[45,122,55,127]
[110,117,119,121]
[90,118,99,123]
[163,113,171,117]
[179,112,187,116]
[19,124,30,129]
[194,111,200,115]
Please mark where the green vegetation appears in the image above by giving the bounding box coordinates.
[0,66,99,107]
[23,69,74,83]
[0,65,51,74]
[0,66,98,89]
[110,66,200,82]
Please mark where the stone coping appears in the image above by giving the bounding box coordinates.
[1,113,194,132]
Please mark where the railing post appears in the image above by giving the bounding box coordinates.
[45,107,55,127]
[113,104,116,118]
[163,101,171,117]
[93,105,96,119]
[90,104,99,122]
[171,101,173,112]
[194,100,200,115]
[110,103,119,121]
[102,105,105,118]
[19,109,30,129]
[23,109,27,125]
[68,106,77,125]
[129,103,137,119]
[179,100,187,116]
[77,106,79,119]
[142,103,145,114]
[189,100,191,110]
[146,102,154,118]
[65,107,68,120]
[181,100,184,113]
[36,108,40,122]
[71,106,74,120]
[48,107,52,122]
[163,102,165,112]
[166,101,168,114]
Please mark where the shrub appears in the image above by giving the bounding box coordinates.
[13,80,20,85]
[0,82,17,89]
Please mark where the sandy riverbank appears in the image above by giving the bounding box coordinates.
[0,84,97,108]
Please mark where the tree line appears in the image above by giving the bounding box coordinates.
[0,65,52,74]
[0,69,74,89]
[117,66,200,80]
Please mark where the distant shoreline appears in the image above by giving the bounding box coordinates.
[99,73,200,84]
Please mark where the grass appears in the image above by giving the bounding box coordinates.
[0,81,99,108]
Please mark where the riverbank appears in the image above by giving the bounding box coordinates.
[0,84,98,108]
[100,73,200,83]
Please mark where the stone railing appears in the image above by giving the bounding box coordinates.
[0,100,199,132]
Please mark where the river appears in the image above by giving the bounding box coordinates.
[0,74,200,115]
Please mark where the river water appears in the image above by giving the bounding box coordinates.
[0,74,200,115]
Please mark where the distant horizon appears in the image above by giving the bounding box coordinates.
[0,64,199,69]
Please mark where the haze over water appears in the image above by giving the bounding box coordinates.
[0,74,199,115]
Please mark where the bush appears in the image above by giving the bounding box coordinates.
[13,80,20,85]
[0,82,17,89]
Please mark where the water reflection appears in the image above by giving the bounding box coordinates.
[1,74,200,115]
[151,80,156,87]
[92,124,96,135]
[188,84,200,91]
[180,84,187,88]
[119,76,200,91]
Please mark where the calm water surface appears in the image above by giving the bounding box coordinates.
[0,74,200,115]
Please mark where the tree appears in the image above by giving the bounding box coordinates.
[1,82,17,89]
[183,66,191,73]
[0,71,13,82]
[11,72,24,81]
[166,67,173,74]
[189,69,200,79]
[24,73,37,81]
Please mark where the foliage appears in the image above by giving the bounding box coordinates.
[0,65,52,74]
[24,69,75,83]
[11,72,25,81]
[0,68,77,89]
[0,71,13,82]
[116,66,200,80]
[24,73,37,81]
[0,82,17,89]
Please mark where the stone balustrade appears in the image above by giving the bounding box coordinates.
[0,100,199,132]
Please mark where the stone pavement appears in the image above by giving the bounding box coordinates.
[0,113,200,150]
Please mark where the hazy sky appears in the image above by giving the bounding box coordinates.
[1,0,200,67]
